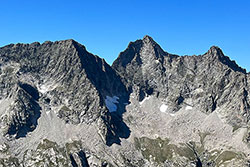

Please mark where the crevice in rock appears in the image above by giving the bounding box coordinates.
[211,96,217,112]
[186,142,203,167]
[176,95,184,105]
[78,150,90,167]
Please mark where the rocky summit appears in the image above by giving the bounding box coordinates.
[0,36,249,167]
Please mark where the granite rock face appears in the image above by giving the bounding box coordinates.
[0,36,249,167]
[0,39,129,145]
[113,35,249,126]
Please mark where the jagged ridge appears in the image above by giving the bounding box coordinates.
[0,36,249,167]
[112,35,250,124]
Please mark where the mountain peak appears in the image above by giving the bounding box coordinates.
[142,35,155,43]
[206,46,246,74]
[208,46,224,56]
[112,36,166,69]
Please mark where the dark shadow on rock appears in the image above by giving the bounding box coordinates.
[176,95,184,105]
[15,100,41,139]
[138,89,146,102]
[69,154,78,167]
[196,157,202,167]
[106,95,131,147]
[19,83,40,100]
[69,150,90,167]
[73,42,131,146]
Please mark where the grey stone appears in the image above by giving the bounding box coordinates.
[0,36,249,166]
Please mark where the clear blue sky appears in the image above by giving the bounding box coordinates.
[1,0,249,71]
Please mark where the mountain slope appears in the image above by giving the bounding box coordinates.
[0,40,130,166]
[112,35,250,166]
[0,37,249,167]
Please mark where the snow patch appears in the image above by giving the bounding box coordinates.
[194,88,204,93]
[139,96,151,105]
[105,96,119,112]
[185,106,193,110]
[160,104,168,113]
[38,83,58,94]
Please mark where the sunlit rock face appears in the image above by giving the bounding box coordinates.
[113,36,249,124]
[0,36,249,167]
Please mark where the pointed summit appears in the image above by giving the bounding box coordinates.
[142,35,161,49]
[112,35,169,101]
[208,46,224,57]
[206,46,246,74]
[142,35,155,43]
[112,35,166,69]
